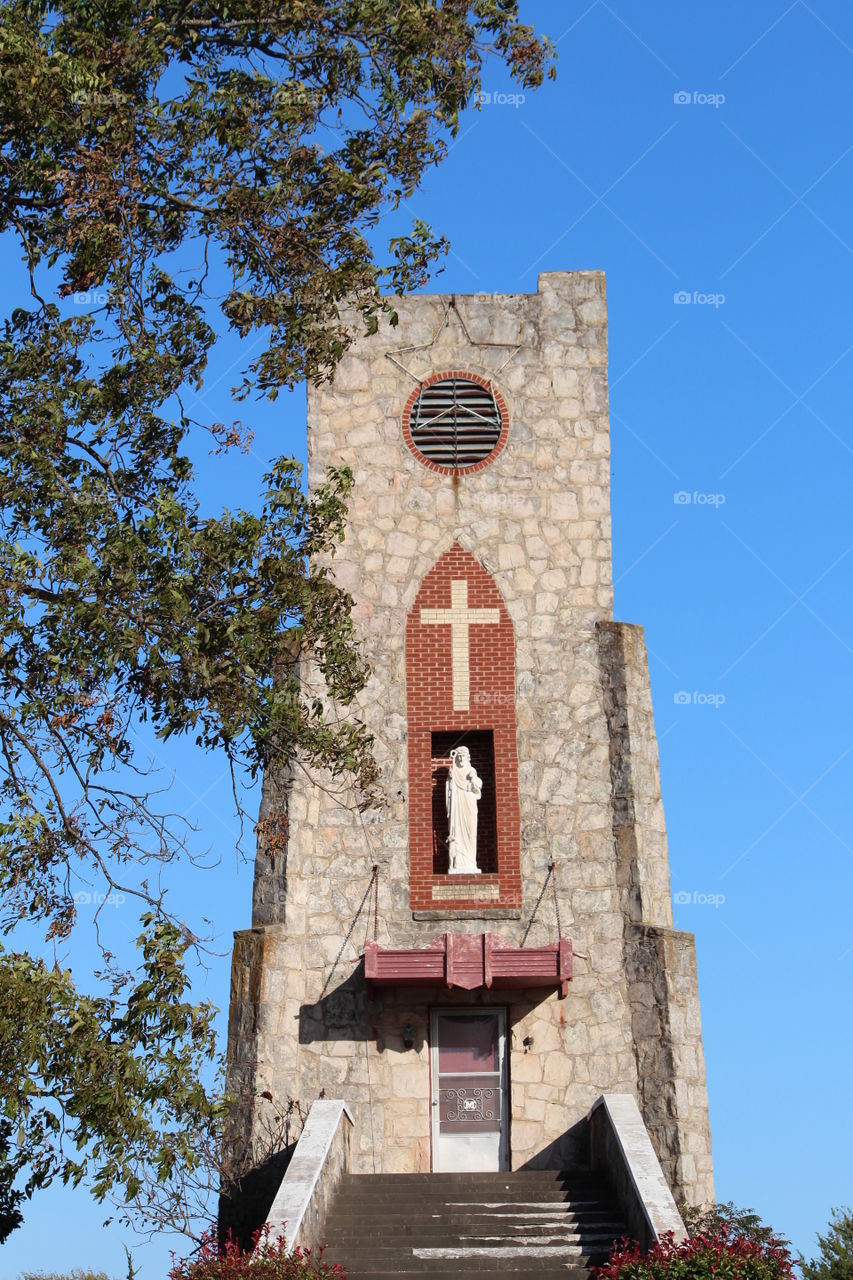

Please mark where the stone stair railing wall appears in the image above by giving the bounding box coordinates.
[264,1098,354,1254]
[261,1093,686,1271]
[589,1093,686,1249]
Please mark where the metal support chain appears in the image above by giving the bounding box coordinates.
[320,864,379,998]
[520,861,557,947]
[550,861,563,938]
[385,295,520,383]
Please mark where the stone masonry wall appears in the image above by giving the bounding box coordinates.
[224,272,713,1205]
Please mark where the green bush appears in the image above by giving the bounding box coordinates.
[593,1226,796,1280]
[168,1228,346,1280]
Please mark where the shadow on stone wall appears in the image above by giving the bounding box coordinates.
[218,1143,295,1252]
[518,1116,589,1171]
[300,965,558,1047]
[299,965,370,1043]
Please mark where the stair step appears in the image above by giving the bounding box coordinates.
[326,1208,617,1222]
[326,1213,619,1227]
[324,1223,625,1238]
[325,1250,611,1261]
[337,1179,609,1188]
[342,1271,592,1280]
[332,1192,610,1204]
[323,1235,621,1247]
[326,1198,617,1208]
[323,1220,626,1234]
[339,1174,607,1189]
[333,1177,612,1187]
[326,1255,601,1273]
[326,1255,603,1271]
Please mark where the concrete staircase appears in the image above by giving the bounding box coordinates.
[319,1168,629,1279]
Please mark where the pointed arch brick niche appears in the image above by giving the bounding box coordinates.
[405,545,521,912]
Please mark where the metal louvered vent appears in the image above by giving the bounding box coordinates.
[409,377,503,468]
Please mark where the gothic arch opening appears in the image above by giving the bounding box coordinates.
[405,545,521,911]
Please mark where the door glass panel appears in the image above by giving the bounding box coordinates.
[437,1014,498,1073]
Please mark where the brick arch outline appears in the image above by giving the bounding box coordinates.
[401,370,510,477]
[405,544,521,911]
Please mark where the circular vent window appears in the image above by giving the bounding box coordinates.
[402,373,509,474]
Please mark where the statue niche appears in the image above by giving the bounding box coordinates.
[431,731,497,875]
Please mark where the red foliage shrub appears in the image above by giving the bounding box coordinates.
[593,1227,797,1280]
[169,1226,347,1280]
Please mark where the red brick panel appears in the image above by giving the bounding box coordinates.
[406,545,521,910]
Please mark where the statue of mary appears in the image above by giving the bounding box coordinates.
[446,746,482,874]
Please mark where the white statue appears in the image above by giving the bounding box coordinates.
[446,746,482,874]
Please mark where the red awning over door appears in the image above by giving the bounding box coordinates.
[364,931,572,998]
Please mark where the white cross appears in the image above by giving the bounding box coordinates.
[420,579,500,711]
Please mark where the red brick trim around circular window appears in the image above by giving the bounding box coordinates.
[402,371,510,476]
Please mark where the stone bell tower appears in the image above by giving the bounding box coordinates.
[225,272,714,1212]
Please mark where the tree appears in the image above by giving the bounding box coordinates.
[801,1209,853,1280]
[18,1272,118,1280]
[0,0,554,1238]
[682,1201,790,1249]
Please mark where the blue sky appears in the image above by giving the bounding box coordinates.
[4,2,853,1276]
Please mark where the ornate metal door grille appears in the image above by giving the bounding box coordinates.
[439,1079,501,1133]
[409,377,503,468]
